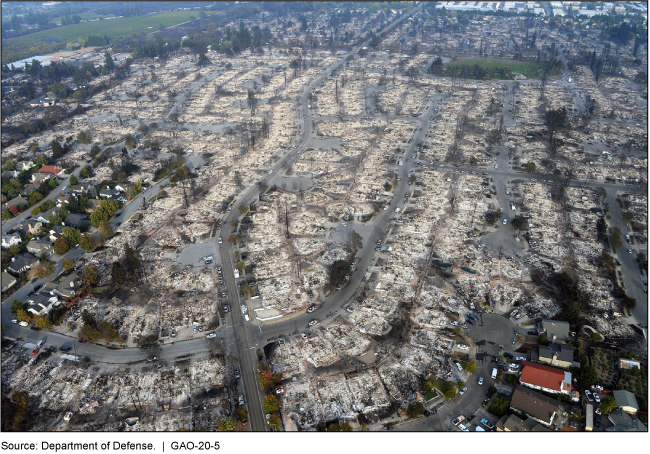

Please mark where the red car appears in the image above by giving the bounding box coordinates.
[32,348,39,355]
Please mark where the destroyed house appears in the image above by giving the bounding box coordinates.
[519,361,572,395]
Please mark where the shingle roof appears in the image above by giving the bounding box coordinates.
[613,390,639,411]
[520,361,570,392]
[539,343,573,363]
[510,386,559,425]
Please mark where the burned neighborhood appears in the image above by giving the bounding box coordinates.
[1,0,648,437]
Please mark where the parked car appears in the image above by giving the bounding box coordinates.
[238,395,245,406]
[19,321,29,327]
[308,319,318,327]
[452,416,465,426]
[585,390,594,402]
[594,393,601,403]
[458,424,469,432]
[478,377,484,385]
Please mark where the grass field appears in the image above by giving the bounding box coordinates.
[3,10,214,65]
[443,57,545,80]
[52,13,116,22]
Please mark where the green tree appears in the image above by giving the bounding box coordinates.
[228,233,238,243]
[79,165,92,179]
[240,283,252,298]
[84,265,100,285]
[406,401,425,418]
[53,237,70,255]
[268,414,282,431]
[609,227,623,250]
[589,332,603,343]
[236,261,245,275]
[457,380,466,390]
[62,227,81,247]
[80,234,103,252]
[523,162,537,173]
[77,130,92,144]
[62,257,76,271]
[16,309,31,322]
[69,174,78,186]
[235,407,248,422]
[11,300,27,314]
[34,316,52,329]
[98,220,114,239]
[463,362,477,373]
[488,395,510,417]
[444,388,457,399]
[599,396,617,415]
[29,191,43,206]
[581,363,598,389]
[104,51,116,71]
[124,134,136,149]
[263,394,280,414]
[217,418,236,432]
[238,205,249,215]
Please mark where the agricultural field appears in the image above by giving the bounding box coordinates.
[2,10,214,65]
[442,57,545,80]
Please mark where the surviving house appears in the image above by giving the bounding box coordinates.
[38,165,64,177]
[1,271,17,292]
[613,390,639,414]
[7,253,40,275]
[519,361,572,395]
[606,408,647,432]
[27,292,60,316]
[26,238,54,257]
[538,320,570,343]
[2,233,22,249]
[533,343,574,369]
[496,413,549,432]
[64,213,91,229]
[509,386,560,427]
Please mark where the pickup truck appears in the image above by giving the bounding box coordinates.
[480,419,495,431]
[452,415,465,426]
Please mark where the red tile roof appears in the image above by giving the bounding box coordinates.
[519,361,568,392]
[39,165,63,175]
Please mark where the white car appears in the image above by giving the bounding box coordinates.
[19,321,29,327]
[458,424,469,432]
[594,393,601,403]
[503,219,507,225]
[457,344,469,350]
[395,207,400,213]
[11,319,18,324]
[478,377,484,385]
[206,333,217,338]
[585,390,594,402]
[383,205,389,211]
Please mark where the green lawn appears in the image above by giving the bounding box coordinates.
[424,389,439,401]
[3,11,213,64]
[442,57,545,80]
